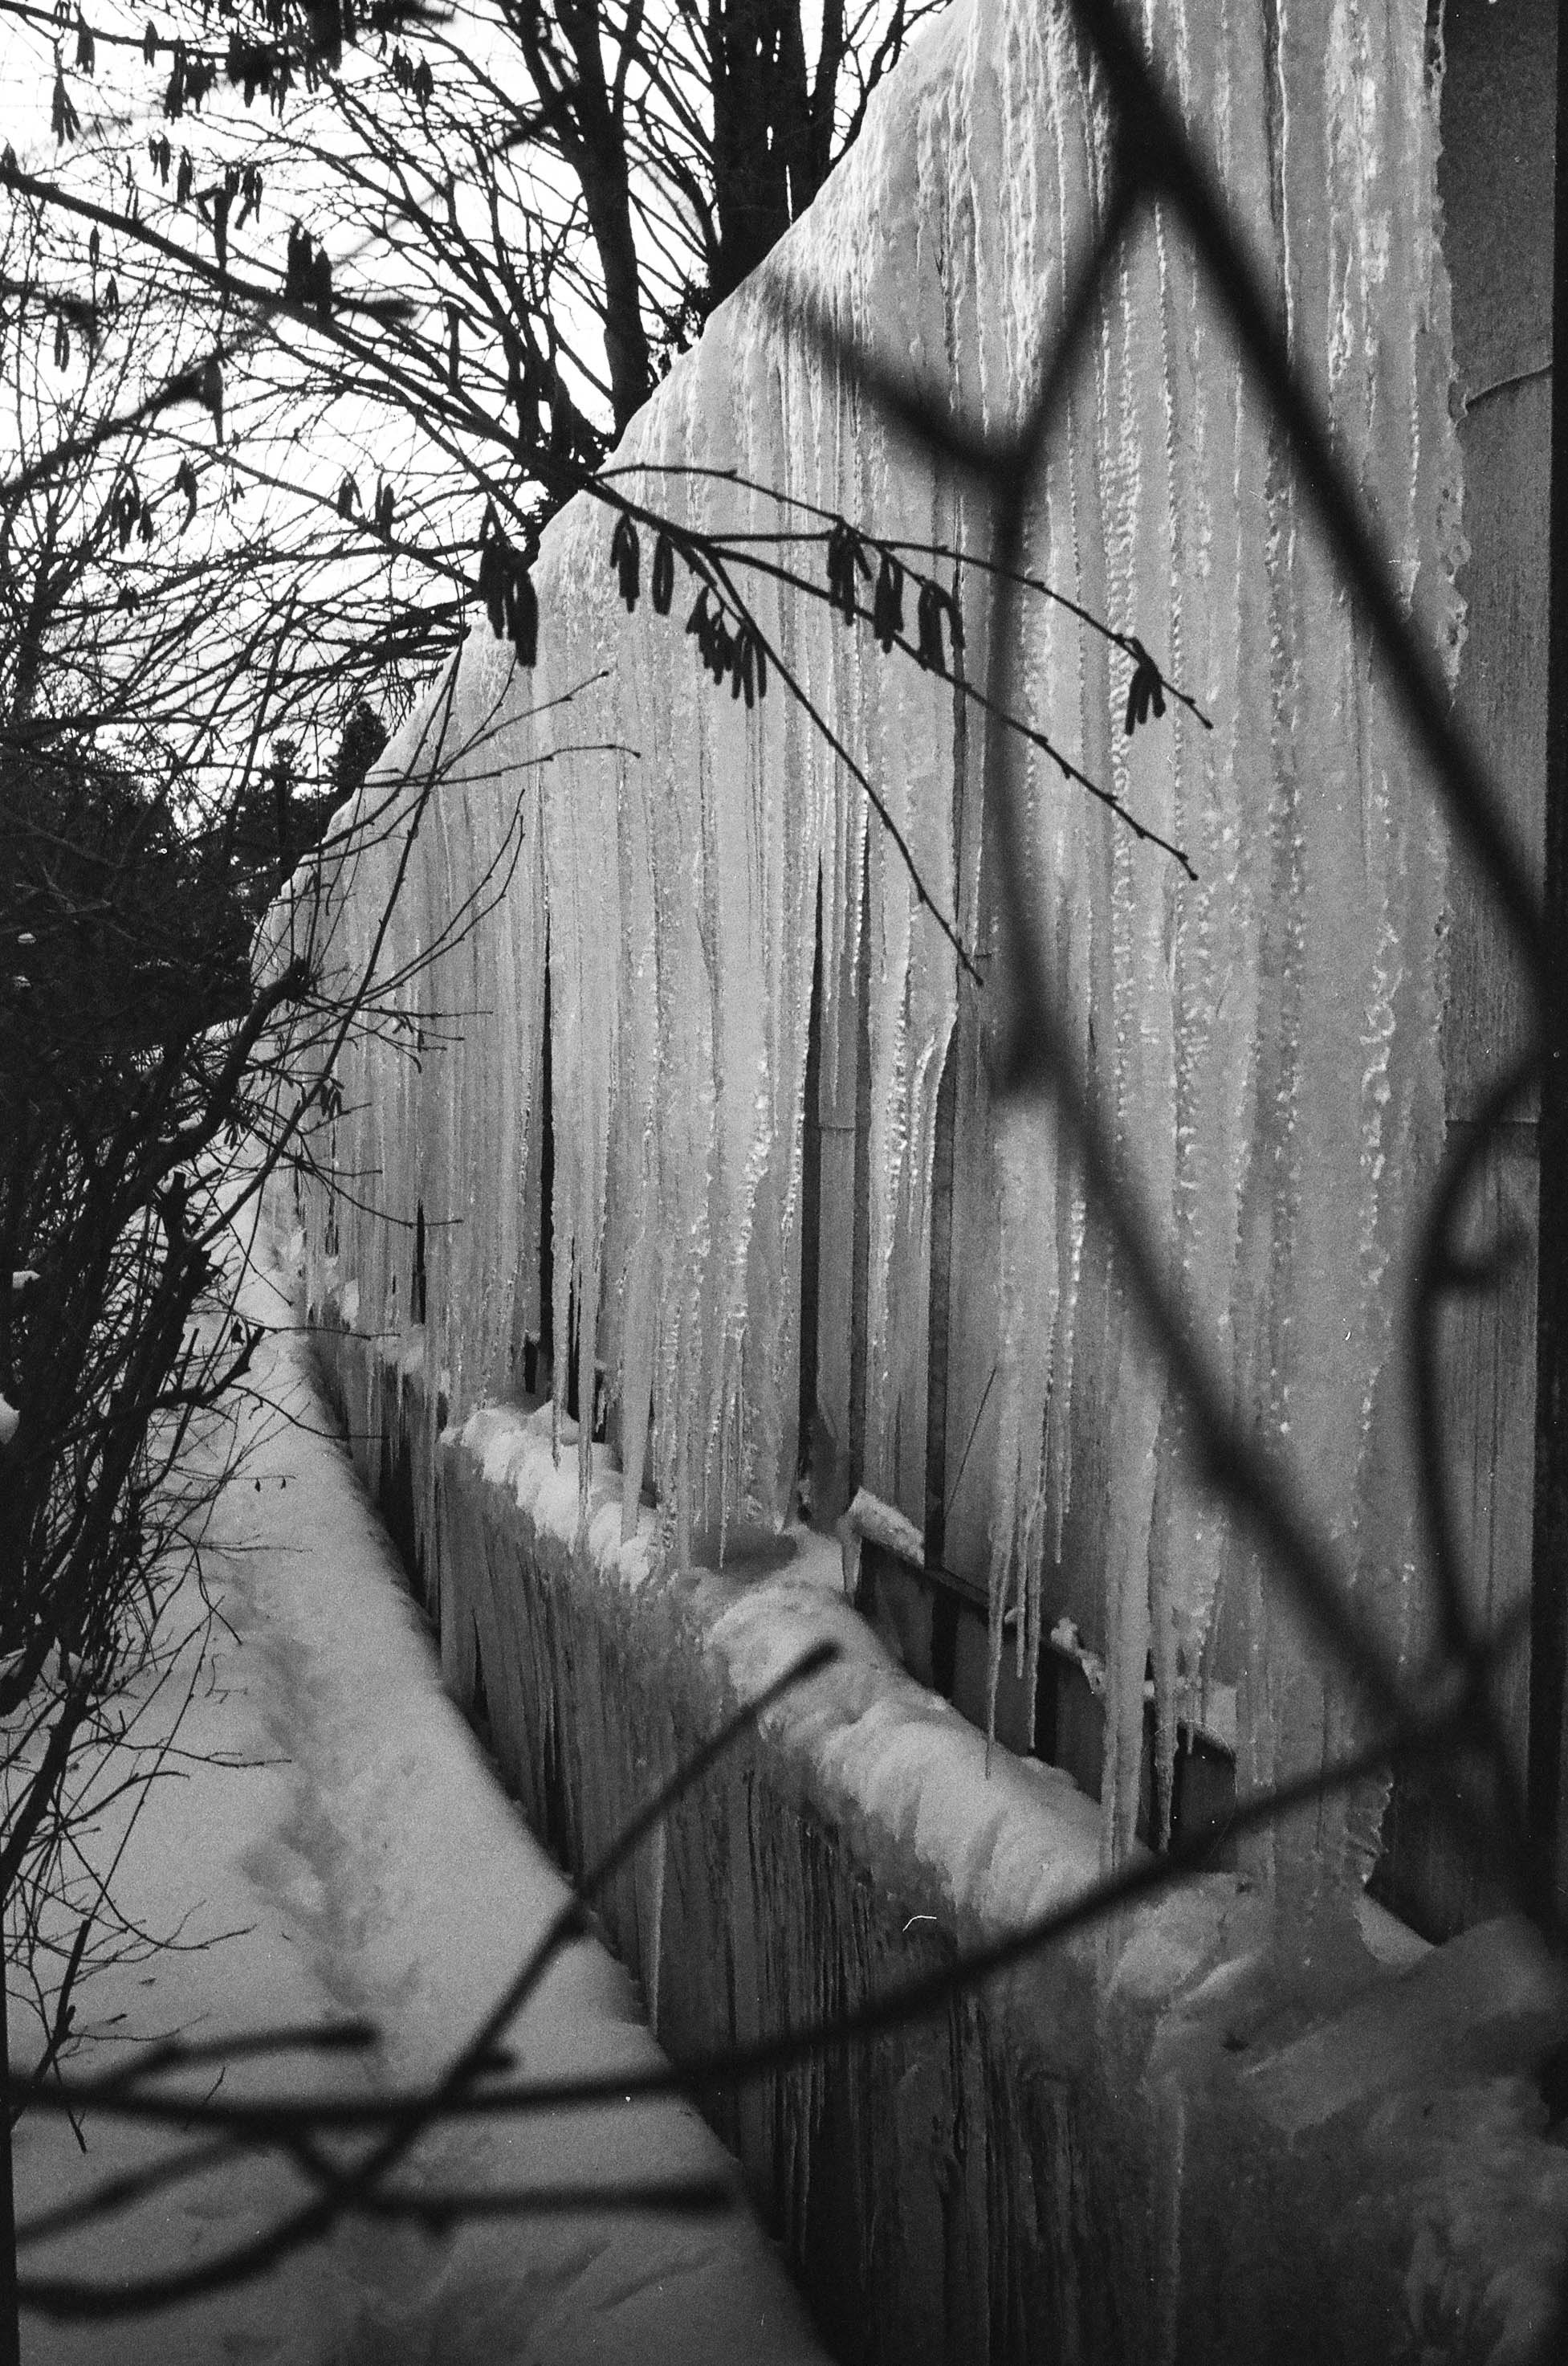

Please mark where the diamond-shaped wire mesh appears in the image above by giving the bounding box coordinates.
[777,0,1551,1936]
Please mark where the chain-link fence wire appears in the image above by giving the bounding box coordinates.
[870,0,1550,1923]
[10,0,1566,2335]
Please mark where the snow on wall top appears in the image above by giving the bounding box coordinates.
[269,0,1460,1907]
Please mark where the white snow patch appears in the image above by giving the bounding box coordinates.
[450,1393,1115,1950]
[14,1223,827,2366]
[837,1487,926,1603]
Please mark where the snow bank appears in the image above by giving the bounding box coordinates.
[14,1228,827,2366]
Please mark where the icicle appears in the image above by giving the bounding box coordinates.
[267,0,1458,1945]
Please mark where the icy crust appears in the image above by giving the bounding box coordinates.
[454,1390,1110,1941]
[707,1541,1116,1936]
[448,1387,1437,1973]
[462,1402,663,1597]
[451,1383,1224,2031]
[272,0,1461,1911]
[421,1350,1568,2366]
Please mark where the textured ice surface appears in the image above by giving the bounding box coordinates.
[266,0,1459,1915]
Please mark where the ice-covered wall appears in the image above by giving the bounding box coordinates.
[270,0,1460,1914]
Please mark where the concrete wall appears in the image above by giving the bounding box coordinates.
[313,1311,1568,2366]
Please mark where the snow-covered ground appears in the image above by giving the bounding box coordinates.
[12,1220,826,2365]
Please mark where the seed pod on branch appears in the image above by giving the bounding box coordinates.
[708,615,733,683]
[477,501,508,639]
[504,565,537,666]
[872,550,904,652]
[286,222,312,303]
[686,586,723,678]
[173,457,198,528]
[826,520,870,625]
[651,531,674,616]
[609,513,639,613]
[914,581,941,670]
[1122,638,1167,736]
[201,354,223,442]
[51,68,80,148]
[914,579,963,676]
[163,38,186,118]
[113,472,141,549]
[208,183,230,272]
[733,625,764,708]
[302,0,353,68]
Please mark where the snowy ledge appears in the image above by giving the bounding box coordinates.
[316,1318,1568,2366]
[456,1401,1122,1952]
